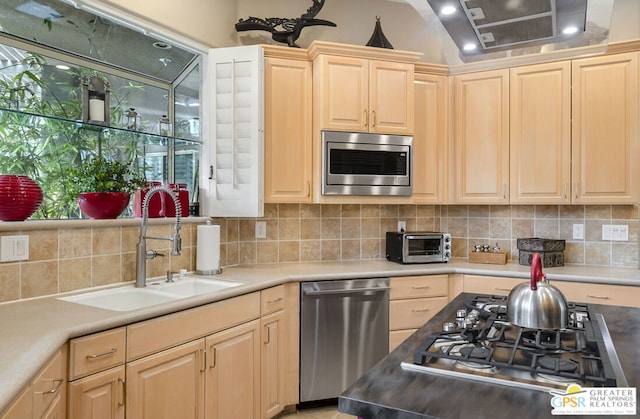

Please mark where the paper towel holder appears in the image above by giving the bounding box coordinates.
[196,220,223,275]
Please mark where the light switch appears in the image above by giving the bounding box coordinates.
[0,235,30,262]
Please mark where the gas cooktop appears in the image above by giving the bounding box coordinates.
[401,295,628,392]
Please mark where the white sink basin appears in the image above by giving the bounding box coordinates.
[59,287,180,312]
[58,277,243,311]
[148,277,243,297]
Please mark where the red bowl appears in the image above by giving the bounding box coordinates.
[0,175,43,221]
[77,192,130,219]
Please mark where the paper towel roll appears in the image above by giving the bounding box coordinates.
[197,223,221,274]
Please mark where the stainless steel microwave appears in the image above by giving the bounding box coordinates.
[386,232,452,264]
[321,131,412,196]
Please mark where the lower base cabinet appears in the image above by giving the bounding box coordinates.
[63,286,299,419]
[126,340,205,419]
[206,320,260,419]
[68,366,125,419]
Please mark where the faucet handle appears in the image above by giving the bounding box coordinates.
[146,250,165,259]
[166,270,178,283]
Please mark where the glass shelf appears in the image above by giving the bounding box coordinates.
[0,107,202,145]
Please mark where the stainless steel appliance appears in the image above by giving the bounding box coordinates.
[386,232,451,264]
[321,130,412,196]
[401,294,628,392]
[300,278,390,402]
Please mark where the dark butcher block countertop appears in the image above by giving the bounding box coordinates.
[338,292,640,419]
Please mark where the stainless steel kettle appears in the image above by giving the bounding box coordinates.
[507,253,569,329]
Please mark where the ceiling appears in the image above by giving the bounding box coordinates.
[0,0,197,82]
[409,0,615,62]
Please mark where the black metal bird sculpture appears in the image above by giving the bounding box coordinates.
[235,0,336,48]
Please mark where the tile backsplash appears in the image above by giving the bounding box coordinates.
[0,203,637,302]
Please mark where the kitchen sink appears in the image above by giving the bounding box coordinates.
[147,277,243,297]
[58,277,244,311]
[59,287,180,312]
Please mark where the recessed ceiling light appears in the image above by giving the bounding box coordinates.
[440,5,457,15]
[463,43,477,51]
[153,41,172,50]
[562,26,579,35]
[55,64,70,70]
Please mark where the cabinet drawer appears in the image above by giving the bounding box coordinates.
[390,275,448,300]
[69,327,126,380]
[261,285,285,315]
[463,275,520,296]
[389,329,416,352]
[32,347,66,419]
[555,281,640,308]
[390,297,448,330]
[127,292,260,360]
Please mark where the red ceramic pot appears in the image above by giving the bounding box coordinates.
[77,192,130,219]
[0,175,43,221]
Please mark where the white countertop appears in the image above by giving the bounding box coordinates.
[1,259,639,411]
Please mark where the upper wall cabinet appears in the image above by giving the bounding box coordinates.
[202,46,264,217]
[453,69,510,204]
[571,52,639,204]
[412,69,449,204]
[509,61,571,204]
[263,49,313,204]
[309,42,420,136]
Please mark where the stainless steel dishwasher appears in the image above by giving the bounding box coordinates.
[300,278,390,403]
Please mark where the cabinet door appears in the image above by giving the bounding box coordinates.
[454,69,510,203]
[0,387,32,419]
[369,60,414,135]
[264,57,312,203]
[68,366,125,419]
[412,73,448,203]
[510,61,571,204]
[261,311,285,419]
[126,340,205,419]
[315,55,369,132]
[205,320,260,419]
[571,52,639,203]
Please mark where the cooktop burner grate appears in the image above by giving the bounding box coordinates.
[406,295,620,391]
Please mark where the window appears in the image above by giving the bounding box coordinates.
[0,1,202,219]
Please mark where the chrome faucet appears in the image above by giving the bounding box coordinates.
[135,185,182,288]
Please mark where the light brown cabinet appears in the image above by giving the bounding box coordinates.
[571,52,639,204]
[68,327,126,419]
[260,286,285,418]
[127,339,205,419]
[205,320,260,419]
[2,346,67,419]
[462,275,640,308]
[509,61,571,204]
[68,366,125,419]
[313,54,415,135]
[264,53,313,203]
[412,69,449,204]
[389,275,449,351]
[453,69,510,203]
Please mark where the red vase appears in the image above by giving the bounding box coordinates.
[0,175,43,221]
[77,192,130,219]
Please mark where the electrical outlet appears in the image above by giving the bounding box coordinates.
[0,235,29,262]
[572,224,584,240]
[398,221,406,232]
[255,221,267,239]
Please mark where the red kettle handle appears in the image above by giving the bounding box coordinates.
[530,253,546,291]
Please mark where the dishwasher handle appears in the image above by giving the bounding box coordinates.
[303,286,389,296]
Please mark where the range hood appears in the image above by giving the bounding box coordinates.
[415,0,614,63]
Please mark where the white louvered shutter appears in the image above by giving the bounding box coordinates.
[202,45,264,217]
